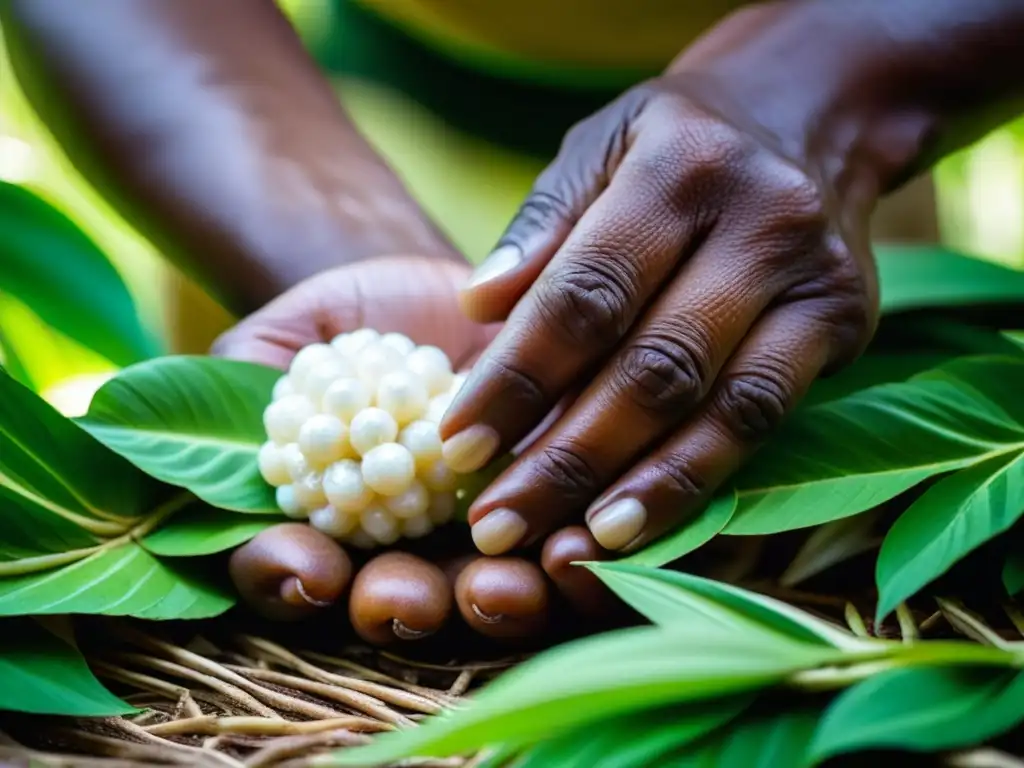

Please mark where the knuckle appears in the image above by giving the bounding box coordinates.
[714,369,791,443]
[613,329,710,418]
[478,354,550,410]
[652,454,710,499]
[507,189,577,239]
[534,441,600,502]
[536,261,636,347]
[753,158,828,236]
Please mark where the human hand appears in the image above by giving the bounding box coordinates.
[213,255,617,642]
[442,3,886,557]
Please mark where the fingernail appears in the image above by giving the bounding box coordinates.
[471,508,528,555]
[587,498,647,551]
[467,245,522,288]
[442,424,500,473]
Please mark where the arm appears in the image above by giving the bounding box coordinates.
[442,0,1024,556]
[0,0,459,317]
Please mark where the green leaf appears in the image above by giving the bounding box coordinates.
[328,624,842,765]
[808,666,1024,761]
[79,356,280,513]
[727,356,1024,535]
[514,699,751,768]
[0,617,136,716]
[876,245,1024,314]
[623,491,735,567]
[0,181,159,366]
[143,504,284,557]
[590,563,866,651]
[876,450,1024,620]
[0,540,234,619]
[0,318,38,390]
[0,367,157,556]
[672,705,819,768]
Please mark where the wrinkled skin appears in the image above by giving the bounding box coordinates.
[216,256,616,643]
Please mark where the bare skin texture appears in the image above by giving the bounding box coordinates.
[5,0,1024,643]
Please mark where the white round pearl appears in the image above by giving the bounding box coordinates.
[449,372,468,397]
[348,407,399,456]
[323,460,376,513]
[360,504,401,545]
[406,345,454,396]
[263,394,316,444]
[301,357,356,407]
[382,480,429,519]
[257,441,291,487]
[309,504,358,538]
[355,343,405,390]
[346,528,377,550]
[379,332,416,356]
[293,471,327,510]
[272,375,295,400]
[281,442,312,481]
[427,492,457,525]
[332,328,380,357]
[289,344,338,390]
[322,378,372,423]
[401,513,434,539]
[424,393,454,424]
[376,370,429,425]
[421,458,458,492]
[398,420,443,469]
[297,414,349,467]
[275,485,307,519]
[361,443,416,496]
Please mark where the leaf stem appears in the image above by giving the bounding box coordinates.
[0,491,193,578]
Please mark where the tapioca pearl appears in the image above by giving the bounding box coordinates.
[361,443,416,496]
[421,458,458,492]
[406,345,453,396]
[360,504,401,545]
[272,375,295,401]
[258,441,291,487]
[332,329,380,357]
[382,480,430,519]
[323,460,376,514]
[401,513,434,539]
[349,407,399,456]
[281,443,312,481]
[425,393,454,424]
[309,504,359,538]
[356,343,405,390]
[376,370,429,426]
[379,332,416,356]
[399,420,443,469]
[263,394,316,444]
[293,471,327,510]
[276,485,306,519]
[289,343,339,391]
[346,528,377,550]
[297,414,349,467]
[322,378,372,424]
[301,357,357,406]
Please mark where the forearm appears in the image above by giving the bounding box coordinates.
[675,0,1024,201]
[1,0,459,316]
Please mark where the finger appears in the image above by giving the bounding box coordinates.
[584,303,835,551]
[464,235,785,552]
[459,91,653,324]
[440,145,711,473]
[347,552,453,644]
[454,557,550,640]
[229,524,353,621]
[540,526,614,618]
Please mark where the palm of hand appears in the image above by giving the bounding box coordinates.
[214,255,615,644]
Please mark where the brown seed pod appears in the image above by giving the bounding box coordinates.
[454,557,549,639]
[229,523,352,621]
[541,525,613,618]
[348,552,453,644]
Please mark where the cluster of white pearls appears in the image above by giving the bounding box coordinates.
[259,330,468,549]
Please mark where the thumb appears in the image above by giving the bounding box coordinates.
[458,94,645,323]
